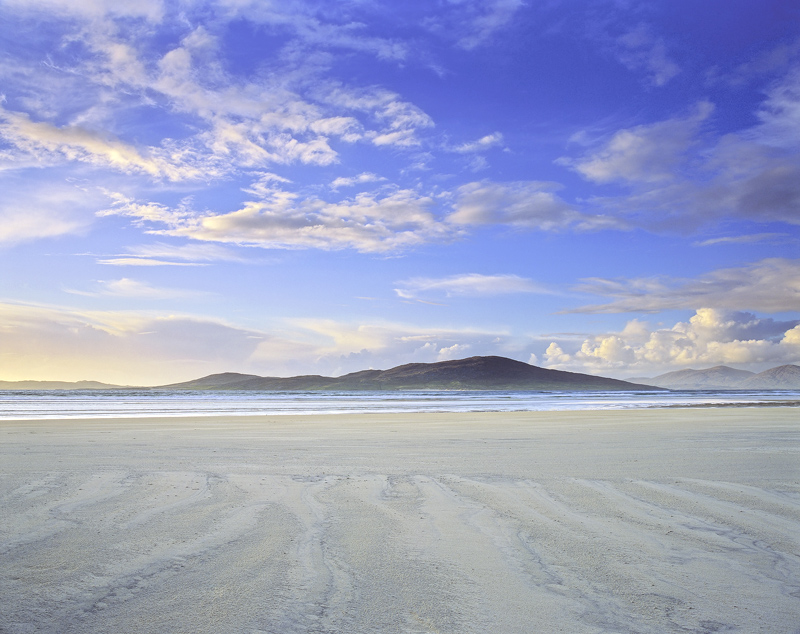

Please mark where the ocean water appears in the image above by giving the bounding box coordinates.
[0,389,798,420]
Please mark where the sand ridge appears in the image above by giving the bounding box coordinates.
[1,409,799,633]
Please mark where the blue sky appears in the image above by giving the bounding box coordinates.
[1,0,799,385]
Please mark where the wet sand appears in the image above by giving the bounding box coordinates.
[2,408,799,633]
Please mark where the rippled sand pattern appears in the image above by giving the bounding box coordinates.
[2,410,799,633]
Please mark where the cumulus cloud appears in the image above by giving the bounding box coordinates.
[395,273,549,299]
[543,309,800,376]
[570,258,800,314]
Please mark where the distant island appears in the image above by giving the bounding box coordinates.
[2,357,798,391]
[159,356,658,391]
[0,380,123,390]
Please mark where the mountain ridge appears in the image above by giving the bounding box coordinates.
[633,364,800,390]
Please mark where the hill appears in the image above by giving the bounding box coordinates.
[740,365,800,389]
[635,366,755,390]
[0,380,123,390]
[634,364,800,390]
[160,356,660,391]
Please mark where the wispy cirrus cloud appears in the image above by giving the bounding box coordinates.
[693,233,792,247]
[0,108,204,181]
[613,24,680,87]
[422,0,525,50]
[97,242,247,266]
[330,172,386,190]
[451,132,504,154]
[0,180,102,246]
[66,277,207,299]
[395,273,550,300]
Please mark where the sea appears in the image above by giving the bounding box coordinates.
[0,389,799,420]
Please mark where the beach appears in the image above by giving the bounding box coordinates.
[2,408,799,633]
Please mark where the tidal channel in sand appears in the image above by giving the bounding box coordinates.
[2,408,799,633]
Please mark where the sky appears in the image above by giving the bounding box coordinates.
[0,0,799,385]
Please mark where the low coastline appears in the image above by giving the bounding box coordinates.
[3,408,799,632]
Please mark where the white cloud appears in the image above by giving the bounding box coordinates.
[452,132,504,153]
[320,85,434,148]
[570,258,800,314]
[565,102,713,184]
[0,108,204,181]
[97,258,204,267]
[101,188,455,253]
[109,242,247,265]
[447,180,617,231]
[562,68,800,230]
[0,300,267,385]
[330,172,386,190]
[66,278,206,299]
[395,273,549,299]
[1,0,164,21]
[272,318,522,377]
[614,24,680,87]
[753,67,800,148]
[0,180,103,246]
[433,0,525,50]
[543,309,800,376]
[693,233,790,247]
[211,1,408,61]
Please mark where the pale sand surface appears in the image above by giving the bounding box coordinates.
[1,409,799,633]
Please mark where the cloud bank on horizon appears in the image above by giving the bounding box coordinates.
[0,0,798,384]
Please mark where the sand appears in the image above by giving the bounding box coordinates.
[1,408,799,633]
